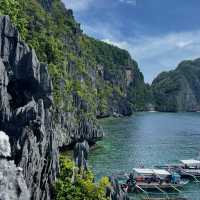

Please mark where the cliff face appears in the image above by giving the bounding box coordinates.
[13,0,147,118]
[0,14,105,199]
[0,0,148,199]
[81,37,147,117]
[0,16,59,199]
[152,58,200,112]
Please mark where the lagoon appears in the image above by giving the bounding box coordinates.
[89,112,200,200]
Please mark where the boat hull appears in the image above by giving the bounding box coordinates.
[135,181,188,191]
[155,165,200,179]
[180,170,200,179]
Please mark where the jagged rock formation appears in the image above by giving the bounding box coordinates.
[106,177,130,200]
[73,140,89,171]
[0,0,149,199]
[81,37,148,117]
[0,15,104,200]
[152,58,200,112]
[0,131,30,200]
[0,15,58,200]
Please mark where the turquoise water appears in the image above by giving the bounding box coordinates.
[89,112,200,200]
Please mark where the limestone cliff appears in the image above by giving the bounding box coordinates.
[0,0,148,199]
[0,16,59,199]
[152,58,200,112]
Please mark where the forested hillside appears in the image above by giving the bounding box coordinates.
[0,0,147,199]
[152,58,200,112]
[0,0,147,119]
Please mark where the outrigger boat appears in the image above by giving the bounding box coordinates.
[127,168,189,192]
[155,159,200,179]
[179,160,200,178]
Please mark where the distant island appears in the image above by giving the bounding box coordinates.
[152,58,200,112]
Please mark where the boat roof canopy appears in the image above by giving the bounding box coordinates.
[153,169,171,176]
[133,168,170,176]
[181,159,200,166]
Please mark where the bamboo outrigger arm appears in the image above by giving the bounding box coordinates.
[154,185,169,199]
[169,184,181,193]
[181,170,200,183]
[135,184,150,199]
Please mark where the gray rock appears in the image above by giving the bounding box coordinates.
[106,176,130,200]
[0,16,59,200]
[0,131,30,200]
[39,0,53,10]
[73,140,89,171]
[0,15,103,200]
[0,159,30,200]
[0,59,10,123]
[0,131,11,157]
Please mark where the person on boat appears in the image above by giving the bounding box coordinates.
[126,173,135,185]
[126,173,136,191]
[165,175,171,183]
[152,173,157,182]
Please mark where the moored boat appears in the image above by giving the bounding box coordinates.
[179,160,200,178]
[155,159,200,179]
[127,168,189,192]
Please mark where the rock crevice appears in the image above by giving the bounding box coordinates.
[0,15,104,200]
[0,16,58,200]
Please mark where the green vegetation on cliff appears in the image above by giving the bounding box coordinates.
[0,0,148,119]
[152,58,200,112]
[0,1,149,198]
[54,156,110,200]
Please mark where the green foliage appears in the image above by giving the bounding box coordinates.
[54,156,110,200]
[0,0,28,39]
[152,67,184,111]
[80,35,149,113]
[0,0,148,118]
[80,36,131,69]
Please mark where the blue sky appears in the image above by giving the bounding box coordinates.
[63,0,200,83]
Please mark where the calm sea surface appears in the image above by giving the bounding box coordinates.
[89,112,200,200]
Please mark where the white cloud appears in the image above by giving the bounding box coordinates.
[101,30,200,82]
[118,0,136,5]
[62,0,94,11]
[62,1,200,83]
[176,40,193,48]
[82,21,123,41]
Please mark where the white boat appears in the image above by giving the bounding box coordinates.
[179,159,200,178]
[155,159,200,179]
[180,159,200,168]
[131,168,188,191]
